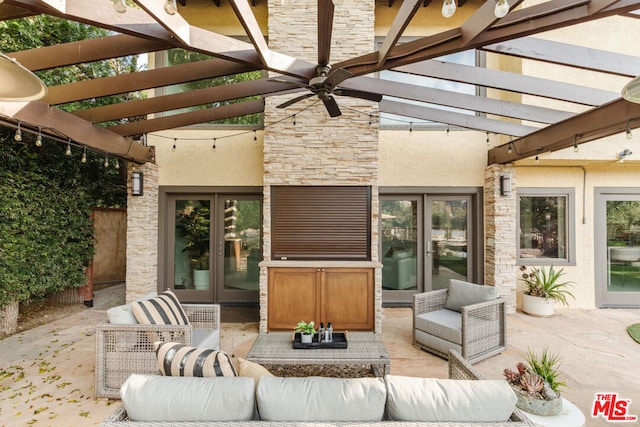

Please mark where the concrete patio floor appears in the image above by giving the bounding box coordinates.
[0,284,638,427]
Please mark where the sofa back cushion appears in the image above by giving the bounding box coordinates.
[154,342,237,377]
[256,376,386,421]
[444,279,499,312]
[121,374,255,422]
[385,375,517,422]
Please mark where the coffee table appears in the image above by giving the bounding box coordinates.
[246,332,390,378]
[520,398,585,427]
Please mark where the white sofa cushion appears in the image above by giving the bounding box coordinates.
[256,376,386,421]
[444,279,499,312]
[106,292,157,325]
[385,375,517,422]
[193,328,220,349]
[121,374,255,422]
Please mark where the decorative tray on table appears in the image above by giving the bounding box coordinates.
[292,331,348,349]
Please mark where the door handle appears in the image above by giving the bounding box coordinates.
[426,240,432,256]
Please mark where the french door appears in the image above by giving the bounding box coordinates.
[595,188,640,307]
[380,192,478,305]
[163,193,261,304]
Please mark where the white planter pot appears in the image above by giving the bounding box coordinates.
[193,269,210,290]
[301,333,313,344]
[522,293,554,317]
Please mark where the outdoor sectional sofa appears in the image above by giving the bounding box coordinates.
[99,350,534,426]
[95,290,220,398]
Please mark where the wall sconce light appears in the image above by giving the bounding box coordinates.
[132,171,144,196]
[500,174,512,197]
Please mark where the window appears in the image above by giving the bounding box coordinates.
[518,188,575,265]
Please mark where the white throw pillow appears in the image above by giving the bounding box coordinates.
[385,375,516,422]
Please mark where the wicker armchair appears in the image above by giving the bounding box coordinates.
[95,303,220,399]
[413,286,506,364]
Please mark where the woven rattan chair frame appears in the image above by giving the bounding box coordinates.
[95,303,219,399]
[413,290,507,364]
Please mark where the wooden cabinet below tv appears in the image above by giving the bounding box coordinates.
[267,267,374,331]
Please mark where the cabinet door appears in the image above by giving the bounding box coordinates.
[323,268,374,331]
[268,268,321,330]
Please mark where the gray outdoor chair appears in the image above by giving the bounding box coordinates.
[413,279,506,364]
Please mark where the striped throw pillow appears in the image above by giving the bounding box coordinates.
[132,290,190,326]
[155,342,238,377]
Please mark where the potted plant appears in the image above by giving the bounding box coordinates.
[294,320,316,344]
[503,348,566,416]
[177,202,211,290]
[520,265,575,317]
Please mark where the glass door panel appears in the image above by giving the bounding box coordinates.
[381,199,420,297]
[603,196,640,306]
[219,197,261,303]
[428,197,470,290]
[174,199,212,292]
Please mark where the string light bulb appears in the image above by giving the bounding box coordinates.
[508,143,513,154]
[292,114,296,126]
[35,127,42,147]
[409,122,413,133]
[486,132,490,144]
[115,159,120,169]
[164,0,178,15]
[212,138,217,152]
[172,138,176,152]
[81,147,87,163]
[112,0,127,13]
[104,156,109,168]
[626,121,633,140]
[441,0,456,18]
[253,130,257,143]
[573,135,579,153]
[65,140,72,156]
[14,122,22,141]
[535,155,539,164]
[494,0,510,18]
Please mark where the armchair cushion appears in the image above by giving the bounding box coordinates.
[132,290,190,326]
[444,279,498,312]
[106,292,157,325]
[384,375,517,422]
[154,342,237,377]
[415,309,461,344]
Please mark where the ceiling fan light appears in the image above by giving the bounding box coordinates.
[441,0,456,18]
[622,75,640,103]
[0,53,47,101]
[494,0,510,18]
[164,0,178,15]
[112,0,127,13]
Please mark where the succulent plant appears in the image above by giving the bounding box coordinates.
[520,372,544,394]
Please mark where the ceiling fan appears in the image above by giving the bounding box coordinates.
[272,65,382,117]
[271,1,382,117]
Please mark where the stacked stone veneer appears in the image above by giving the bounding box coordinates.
[260,0,382,332]
[484,164,517,312]
[126,162,159,302]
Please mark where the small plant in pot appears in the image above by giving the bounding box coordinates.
[504,348,566,416]
[294,320,316,344]
[520,265,575,317]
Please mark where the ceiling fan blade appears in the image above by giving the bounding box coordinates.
[335,89,382,103]
[268,78,312,90]
[324,68,353,90]
[322,95,342,117]
[318,0,335,66]
[277,92,315,109]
